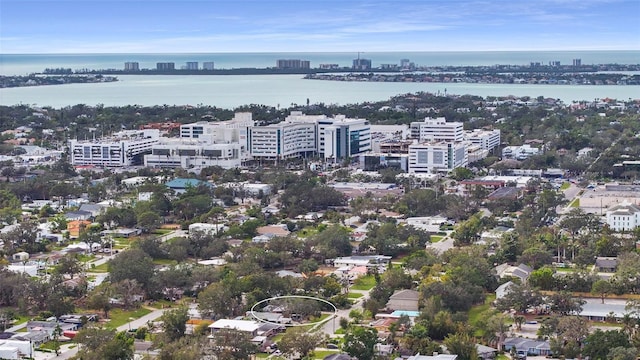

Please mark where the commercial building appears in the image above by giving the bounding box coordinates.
[250,111,371,162]
[69,129,160,167]
[202,62,215,70]
[248,122,316,161]
[410,117,464,142]
[606,201,640,231]
[408,141,468,173]
[144,140,243,169]
[124,62,139,71]
[464,129,501,151]
[284,112,371,160]
[502,144,540,160]
[145,113,254,169]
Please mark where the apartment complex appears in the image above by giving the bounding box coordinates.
[124,62,139,71]
[156,62,175,71]
[185,62,199,70]
[69,129,160,167]
[276,59,310,69]
[202,62,215,70]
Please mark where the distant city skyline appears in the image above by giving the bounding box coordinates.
[1,0,639,54]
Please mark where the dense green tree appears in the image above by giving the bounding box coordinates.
[278,327,325,359]
[73,328,134,360]
[160,307,189,342]
[343,326,378,360]
[443,333,478,360]
[494,283,543,314]
[108,248,155,291]
[583,330,630,360]
[209,329,257,360]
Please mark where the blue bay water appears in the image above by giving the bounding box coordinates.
[1,51,639,109]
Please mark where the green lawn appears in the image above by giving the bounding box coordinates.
[90,263,109,273]
[351,275,376,291]
[469,294,497,336]
[569,198,580,207]
[430,235,444,243]
[560,182,571,190]
[152,258,178,266]
[106,307,152,329]
[298,227,319,238]
[347,292,363,299]
[313,350,339,359]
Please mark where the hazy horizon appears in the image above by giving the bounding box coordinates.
[1,0,639,54]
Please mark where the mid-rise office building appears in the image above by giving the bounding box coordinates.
[248,122,316,161]
[464,129,501,151]
[124,62,139,71]
[144,140,243,169]
[284,111,371,161]
[156,62,175,71]
[144,113,254,169]
[410,117,464,142]
[408,141,468,173]
[179,112,254,152]
[69,130,160,167]
[203,62,215,70]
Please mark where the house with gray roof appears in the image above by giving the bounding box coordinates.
[595,257,618,272]
[494,263,532,283]
[503,337,551,356]
[495,281,515,300]
[386,289,420,312]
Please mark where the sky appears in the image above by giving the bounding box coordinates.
[1,0,639,53]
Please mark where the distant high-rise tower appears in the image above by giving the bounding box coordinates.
[156,62,175,71]
[203,62,215,70]
[573,58,582,67]
[276,59,310,69]
[352,58,372,70]
[186,62,199,70]
[124,62,139,71]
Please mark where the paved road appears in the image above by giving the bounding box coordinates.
[35,308,167,360]
[318,288,370,337]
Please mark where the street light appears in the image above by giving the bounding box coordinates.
[128,317,135,332]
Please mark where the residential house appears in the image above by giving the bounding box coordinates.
[386,289,420,312]
[495,281,515,300]
[66,220,92,237]
[494,263,533,283]
[503,337,551,356]
[64,210,92,221]
[476,344,498,360]
[78,203,105,218]
[11,252,29,262]
[595,257,618,272]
